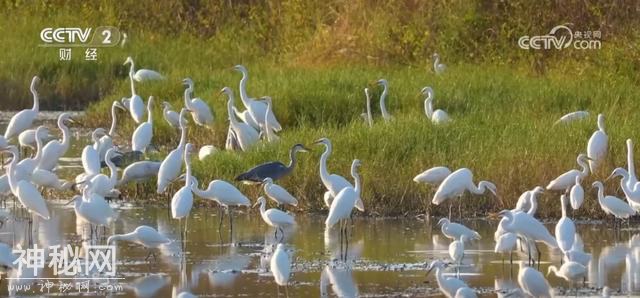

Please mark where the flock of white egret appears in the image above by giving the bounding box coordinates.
[0,53,637,297]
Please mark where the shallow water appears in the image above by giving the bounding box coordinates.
[0,113,640,297]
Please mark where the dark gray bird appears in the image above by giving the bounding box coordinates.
[235,143,310,184]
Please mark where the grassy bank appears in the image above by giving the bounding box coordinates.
[2,1,640,218]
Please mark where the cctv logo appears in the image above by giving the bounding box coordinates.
[40,28,92,44]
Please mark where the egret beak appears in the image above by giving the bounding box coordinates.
[312,139,324,145]
[252,201,260,208]
[605,172,617,181]
[300,146,312,152]
[585,156,594,161]
[425,266,434,277]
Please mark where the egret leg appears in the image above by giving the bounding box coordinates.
[218,208,225,232]
[448,201,453,220]
[274,227,279,241]
[458,199,462,219]
[279,227,285,243]
[229,208,234,242]
[535,242,541,270]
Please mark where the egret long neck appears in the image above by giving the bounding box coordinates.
[178,123,187,149]
[351,165,361,195]
[109,104,118,135]
[31,86,39,112]
[238,71,250,107]
[596,185,604,204]
[107,155,118,186]
[433,57,439,71]
[5,151,18,194]
[184,155,192,187]
[527,194,538,215]
[628,140,637,182]
[60,121,71,149]
[33,131,44,162]
[424,97,434,119]
[288,147,298,169]
[183,86,193,109]
[379,86,391,121]
[319,143,332,185]
[128,63,136,96]
[560,196,568,218]
[578,159,589,177]
[146,102,153,124]
[365,92,373,126]
[226,95,240,127]
[264,102,275,141]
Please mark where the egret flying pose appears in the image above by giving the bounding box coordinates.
[4,76,39,140]
[432,168,496,219]
[517,262,553,298]
[414,166,451,186]
[325,159,362,242]
[220,87,259,151]
[362,88,373,127]
[131,96,154,153]
[374,79,393,121]
[123,56,164,82]
[270,243,291,290]
[233,65,282,131]
[569,176,584,210]
[547,262,586,296]
[183,78,214,126]
[123,58,146,124]
[421,86,450,124]
[157,108,188,194]
[262,177,298,208]
[555,194,576,254]
[2,146,50,220]
[546,154,591,191]
[162,102,181,128]
[314,138,365,211]
[587,114,608,172]
[592,181,635,227]
[235,143,310,184]
[108,225,171,261]
[554,111,589,125]
[191,177,250,233]
[438,218,481,242]
[433,53,446,75]
[254,196,295,241]
[425,260,468,298]
[36,113,74,171]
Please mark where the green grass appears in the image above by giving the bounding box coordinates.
[2,1,640,218]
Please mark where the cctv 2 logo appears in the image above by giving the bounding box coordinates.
[40,26,122,46]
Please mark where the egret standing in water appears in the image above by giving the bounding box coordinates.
[123,58,146,124]
[4,76,39,140]
[254,196,295,241]
[433,53,446,75]
[108,225,171,261]
[2,146,50,220]
[314,138,364,211]
[555,194,576,255]
[270,243,291,292]
[438,218,481,242]
[191,176,250,234]
[262,177,298,208]
[569,176,584,210]
[171,144,195,242]
[517,262,553,298]
[587,114,608,172]
[183,78,214,126]
[432,168,496,219]
[449,235,468,277]
[131,96,154,153]
[36,113,75,171]
[547,261,587,296]
[498,210,558,264]
[235,143,310,184]
[425,260,468,298]
[514,186,544,214]
[546,154,591,191]
[325,159,363,242]
[157,109,188,194]
[592,181,635,228]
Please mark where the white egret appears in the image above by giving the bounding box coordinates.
[555,194,576,254]
[270,243,291,288]
[498,210,557,261]
[433,53,446,75]
[31,167,73,191]
[87,148,119,197]
[569,176,584,210]
[183,78,214,126]
[554,111,589,125]
[157,108,188,193]
[363,88,373,127]
[592,181,635,224]
[547,262,587,296]
[494,231,517,263]
[454,287,477,298]
[260,96,279,142]
[69,189,114,228]
[449,235,468,273]
[421,86,450,124]
[563,249,592,267]
[2,146,50,220]
[4,76,39,139]
[171,143,195,220]
[438,218,481,242]
[108,225,170,260]
[414,166,452,186]
[325,159,362,236]
[607,167,640,212]
[254,196,295,240]
[191,177,250,231]
[117,161,161,186]
[36,112,74,171]
[18,127,50,150]
[425,260,468,298]
[131,96,154,153]
[262,177,298,208]
[602,286,612,298]
[517,262,553,298]
[314,138,364,211]
[432,168,497,219]
[82,128,106,177]
[514,186,544,214]
[233,106,261,131]
[124,56,164,82]
[162,101,180,128]
[375,79,393,121]
[233,65,282,131]
[198,145,217,161]
[123,58,146,124]
[220,87,259,151]
[97,101,126,162]
[546,153,591,191]
[587,114,608,172]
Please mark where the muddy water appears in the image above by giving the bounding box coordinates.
[0,113,639,297]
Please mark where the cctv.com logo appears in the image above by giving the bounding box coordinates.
[518,25,601,50]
